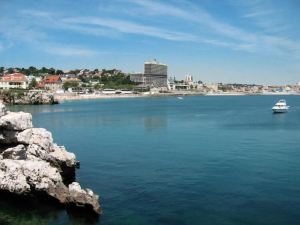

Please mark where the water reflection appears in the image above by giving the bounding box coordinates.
[144,116,167,130]
[0,194,99,225]
[7,104,75,114]
[0,194,64,225]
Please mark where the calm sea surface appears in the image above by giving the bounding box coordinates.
[3,95,300,225]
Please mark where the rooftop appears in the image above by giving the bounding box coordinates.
[44,75,62,83]
[2,73,27,82]
[144,59,167,66]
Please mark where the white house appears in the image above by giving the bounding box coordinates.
[0,73,28,89]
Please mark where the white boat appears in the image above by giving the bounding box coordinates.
[177,97,183,100]
[272,99,289,113]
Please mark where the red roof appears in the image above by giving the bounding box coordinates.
[2,73,27,82]
[44,75,62,84]
[36,82,45,88]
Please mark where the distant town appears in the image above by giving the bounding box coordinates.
[1,60,300,102]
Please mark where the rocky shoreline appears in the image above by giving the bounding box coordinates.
[0,90,59,105]
[0,103,101,215]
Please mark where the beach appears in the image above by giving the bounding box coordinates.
[54,91,300,102]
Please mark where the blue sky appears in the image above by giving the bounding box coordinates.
[1,0,300,84]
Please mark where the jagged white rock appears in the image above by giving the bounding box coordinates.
[0,107,101,215]
[0,112,32,131]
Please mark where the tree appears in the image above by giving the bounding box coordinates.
[63,81,79,90]
[7,68,14,74]
[28,66,38,75]
[94,83,103,90]
[48,68,55,75]
[56,69,64,75]
[28,78,37,89]
[40,67,48,74]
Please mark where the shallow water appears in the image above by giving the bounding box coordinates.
[4,95,300,225]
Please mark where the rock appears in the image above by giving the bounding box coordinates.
[68,182,101,214]
[1,144,27,160]
[0,91,59,105]
[0,112,32,130]
[0,130,18,144]
[0,107,101,215]
[0,102,6,116]
[18,128,53,151]
[0,159,61,194]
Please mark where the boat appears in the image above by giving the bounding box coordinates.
[272,99,289,113]
[177,96,183,100]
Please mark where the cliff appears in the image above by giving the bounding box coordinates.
[0,103,101,215]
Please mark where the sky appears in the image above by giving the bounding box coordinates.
[0,0,300,84]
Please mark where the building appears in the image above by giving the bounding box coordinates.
[144,59,168,87]
[205,83,219,92]
[129,60,168,88]
[42,75,63,91]
[27,75,42,83]
[129,73,145,84]
[0,73,28,89]
[185,75,193,83]
[167,77,191,90]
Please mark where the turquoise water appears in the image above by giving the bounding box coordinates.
[4,95,300,225]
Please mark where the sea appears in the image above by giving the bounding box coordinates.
[2,95,300,225]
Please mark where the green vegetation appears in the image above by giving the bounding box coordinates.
[99,73,136,90]
[1,66,139,91]
[1,67,62,76]
[28,78,37,89]
[62,81,79,90]
[0,89,26,104]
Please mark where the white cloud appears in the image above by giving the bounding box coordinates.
[0,17,97,57]
[62,17,198,41]
[3,2,299,57]
[43,44,97,56]
[126,0,300,54]
[126,0,257,43]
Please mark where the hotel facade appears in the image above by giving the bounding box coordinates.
[130,60,168,88]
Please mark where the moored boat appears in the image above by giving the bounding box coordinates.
[272,99,289,113]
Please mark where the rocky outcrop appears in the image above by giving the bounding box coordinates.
[0,105,101,215]
[0,90,59,105]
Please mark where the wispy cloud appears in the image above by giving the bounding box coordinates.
[234,0,290,33]
[2,0,300,58]
[125,0,300,54]
[43,44,97,56]
[244,9,277,18]
[125,0,257,43]
[62,16,198,41]
[62,16,257,52]
[18,9,248,51]
[0,14,97,57]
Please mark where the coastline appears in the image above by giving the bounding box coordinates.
[55,92,300,102]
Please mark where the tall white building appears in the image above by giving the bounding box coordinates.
[144,59,168,87]
[129,60,168,88]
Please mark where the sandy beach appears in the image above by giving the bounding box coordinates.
[54,93,145,101]
[55,91,300,102]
